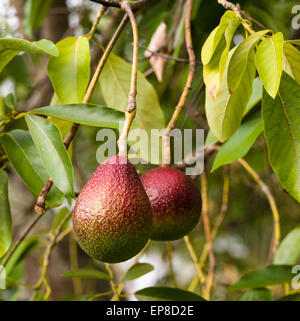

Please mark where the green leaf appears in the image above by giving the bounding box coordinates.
[244,77,263,115]
[228,30,270,92]
[203,37,226,99]
[205,47,256,142]
[2,236,39,276]
[24,0,53,37]
[262,72,300,203]
[99,53,165,163]
[4,93,15,110]
[211,112,263,171]
[219,16,241,82]
[201,11,237,65]
[25,115,74,198]
[61,269,110,280]
[274,225,300,265]
[123,263,154,282]
[0,38,58,56]
[0,50,19,73]
[0,38,58,72]
[30,104,126,129]
[205,130,218,147]
[283,42,300,85]
[256,33,283,98]
[47,36,90,104]
[135,287,206,301]
[237,288,273,301]
[0,130,64,207]
[205,78,262,148]
[285,39,300,46]
[0,171,12,258]
[278,293,300,301]
[229,265,293,291]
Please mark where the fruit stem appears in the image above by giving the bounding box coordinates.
[162,0,196,166]
[117,1,139,156]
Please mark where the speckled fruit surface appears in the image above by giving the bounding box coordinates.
[141,167,202,241]
[72,155,152,263]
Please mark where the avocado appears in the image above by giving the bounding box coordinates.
[72,155,152,263]
[141,167,202,241]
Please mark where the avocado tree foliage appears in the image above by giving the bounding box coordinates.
[0,0,300,301]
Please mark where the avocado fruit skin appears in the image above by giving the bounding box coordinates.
[141,167,202,241]
[72,155,152,263]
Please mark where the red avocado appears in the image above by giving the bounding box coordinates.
[72,155,152,263]
[141,167,202,241]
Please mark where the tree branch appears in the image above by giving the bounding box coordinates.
[217,0,255,34]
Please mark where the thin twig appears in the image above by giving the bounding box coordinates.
[167,242,177,287]
[117,2,139,155]
[69,233,83,297]
[184,235,206,292]
[139,44,202,65]
[32,212,72,299]
[2,213,44,267]
[238,7,267,30]
[162,0,196,165]
[181,81,204,130]
[87,5,107,39]
[88,290,114,301]
[105,263,120,301]
[237,158,280,262]
[189,167,230,292]
[200,171,215,300]
[200,167,230,267]
[166,0,185,51]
